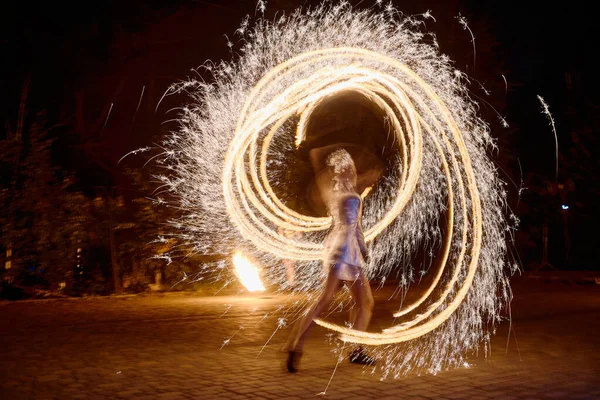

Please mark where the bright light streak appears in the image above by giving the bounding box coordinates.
[233,252,266,292]
[150,1,516,379]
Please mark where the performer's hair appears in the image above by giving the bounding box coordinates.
[326,148,357,191]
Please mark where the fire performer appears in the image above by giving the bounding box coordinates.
[285,146,383,372]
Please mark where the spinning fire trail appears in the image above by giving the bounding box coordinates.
[155,1,516,378]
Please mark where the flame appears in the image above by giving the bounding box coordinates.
[233,252,266,292]
[360,185,374,198]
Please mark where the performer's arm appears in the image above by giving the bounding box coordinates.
[345,195,369,261]
[356,163,384,194]
[357,226,368,261]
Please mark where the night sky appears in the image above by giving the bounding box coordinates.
[2,0,598,268]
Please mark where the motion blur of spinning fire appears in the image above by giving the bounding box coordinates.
[155,1,515,377]
[233,251,266,292]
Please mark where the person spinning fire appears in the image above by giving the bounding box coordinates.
[285,147,383,372]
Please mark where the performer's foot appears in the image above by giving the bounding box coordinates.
[286,350,302,373]
[349,348,376,365]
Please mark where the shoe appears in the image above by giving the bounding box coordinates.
[349,348,376,365]
[287,350,302,373]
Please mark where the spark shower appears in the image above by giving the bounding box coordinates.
[154,1,515,377]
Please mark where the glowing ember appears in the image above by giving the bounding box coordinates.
[233,252,266,292]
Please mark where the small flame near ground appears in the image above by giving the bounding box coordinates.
[233,251,266,292]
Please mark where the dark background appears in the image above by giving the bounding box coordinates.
[1,0,598,280]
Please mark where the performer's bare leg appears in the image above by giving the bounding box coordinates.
[287,270,342,352]
[346,271,374,331]
[346,271,376,364]
[348,306,358,327]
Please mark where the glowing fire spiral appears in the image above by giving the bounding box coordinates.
[157,2,515,377]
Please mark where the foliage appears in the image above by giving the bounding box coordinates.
[117,167,188,292]
[0,111,94,293]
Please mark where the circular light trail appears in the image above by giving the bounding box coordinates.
[160,2,514,377]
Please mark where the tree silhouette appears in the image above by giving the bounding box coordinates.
[1,108,93,295]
